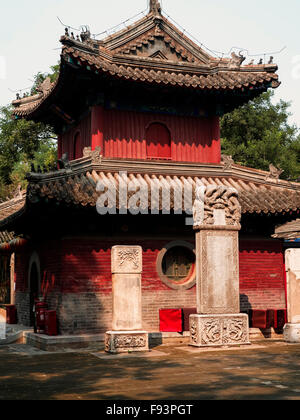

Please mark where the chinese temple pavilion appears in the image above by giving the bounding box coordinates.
[0,0,299,338]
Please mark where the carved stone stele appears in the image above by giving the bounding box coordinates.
[191,186,250,348]
[106,245,149,353]
[189,314,250,347]
[105,331,149,354]
[196,230,240,315]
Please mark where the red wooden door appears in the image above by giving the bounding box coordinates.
[146,123,171,160]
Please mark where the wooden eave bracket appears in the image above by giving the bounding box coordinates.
[50,104,75,124]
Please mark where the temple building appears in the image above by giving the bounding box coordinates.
[0,0,299,339]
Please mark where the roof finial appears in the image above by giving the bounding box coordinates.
[149,0,161,14]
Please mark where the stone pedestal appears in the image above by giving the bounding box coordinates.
[105,331,149,354]
[283,323,300,343]
[190,314,250,347]
[105,246,149,353]
[0,312,6,340]
[190,186,250,347]
[284,249,300,343]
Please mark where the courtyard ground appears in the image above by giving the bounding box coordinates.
[1,340,300,400]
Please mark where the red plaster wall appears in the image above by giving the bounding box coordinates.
[239,240,286,310]
[60,108,221,164]
[60,112,91,160]
[103,109,221,164]
[14,238,287,333]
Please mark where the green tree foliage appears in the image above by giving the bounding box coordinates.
[0,66,59,201]
[30,64,60,95]
[221,91,300,180]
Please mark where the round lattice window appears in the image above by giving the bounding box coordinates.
[157,241,196,290]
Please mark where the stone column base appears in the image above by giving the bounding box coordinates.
[189,314,250,347]
[105,331,149,354]
[283,323,300,343]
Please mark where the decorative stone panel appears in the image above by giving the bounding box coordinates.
[193,185,241,229]
[190,314,250,347]
[105,331,149,354]
[196,229,240,314]
[111,246,142,274]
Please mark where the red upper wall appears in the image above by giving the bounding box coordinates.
[59,106,221,164]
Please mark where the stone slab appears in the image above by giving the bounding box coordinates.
[195,230,240,314]
[24,332,105,351]
[105,331,149,354]
[283,323,300,343]
[189,314,250,347]
[112,273,142,331]
[177,343,264,353]
[91,349,166,359]
[0,312,6,340]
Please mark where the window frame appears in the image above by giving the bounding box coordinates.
[156,241,196,290]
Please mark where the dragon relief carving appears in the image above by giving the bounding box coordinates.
[190,319,198,344]
[190,316,249,347]
[114,335,146,348]
[223,319,247,344]
[193,185,241,228]
[202,319,222,345]
[106,334,147,352]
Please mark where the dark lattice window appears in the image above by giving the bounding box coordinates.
[162,246,195,282]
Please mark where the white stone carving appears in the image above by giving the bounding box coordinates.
[111,246,142,274]
[0,313,6,340]
[193,185,241,228]
[105,331,149,354]
[189,314,250,347]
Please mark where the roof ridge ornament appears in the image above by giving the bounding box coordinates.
[266,164,284,183]
[228,51,246,69]
[149,0,162,15]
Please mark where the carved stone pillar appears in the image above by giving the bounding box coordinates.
[190,186,250,347]
[283,249,300,343]
[10,253,15,305]
[0,310,6,340]
[105,246,149,353]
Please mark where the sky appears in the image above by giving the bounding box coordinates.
[1,0,300,127]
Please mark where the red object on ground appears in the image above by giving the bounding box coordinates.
[182,308,197,332]
[274,309,287,330]
[6,305,17,324]
[251,310,268,329]
[45,311,57,336]
[159,309,183,333]
[251,309,275,329]
[266,310,275,328]
[35,301,48,333]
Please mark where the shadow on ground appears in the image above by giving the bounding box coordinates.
[1,342,300,400]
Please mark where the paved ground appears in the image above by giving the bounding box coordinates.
[1,340,300,400]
